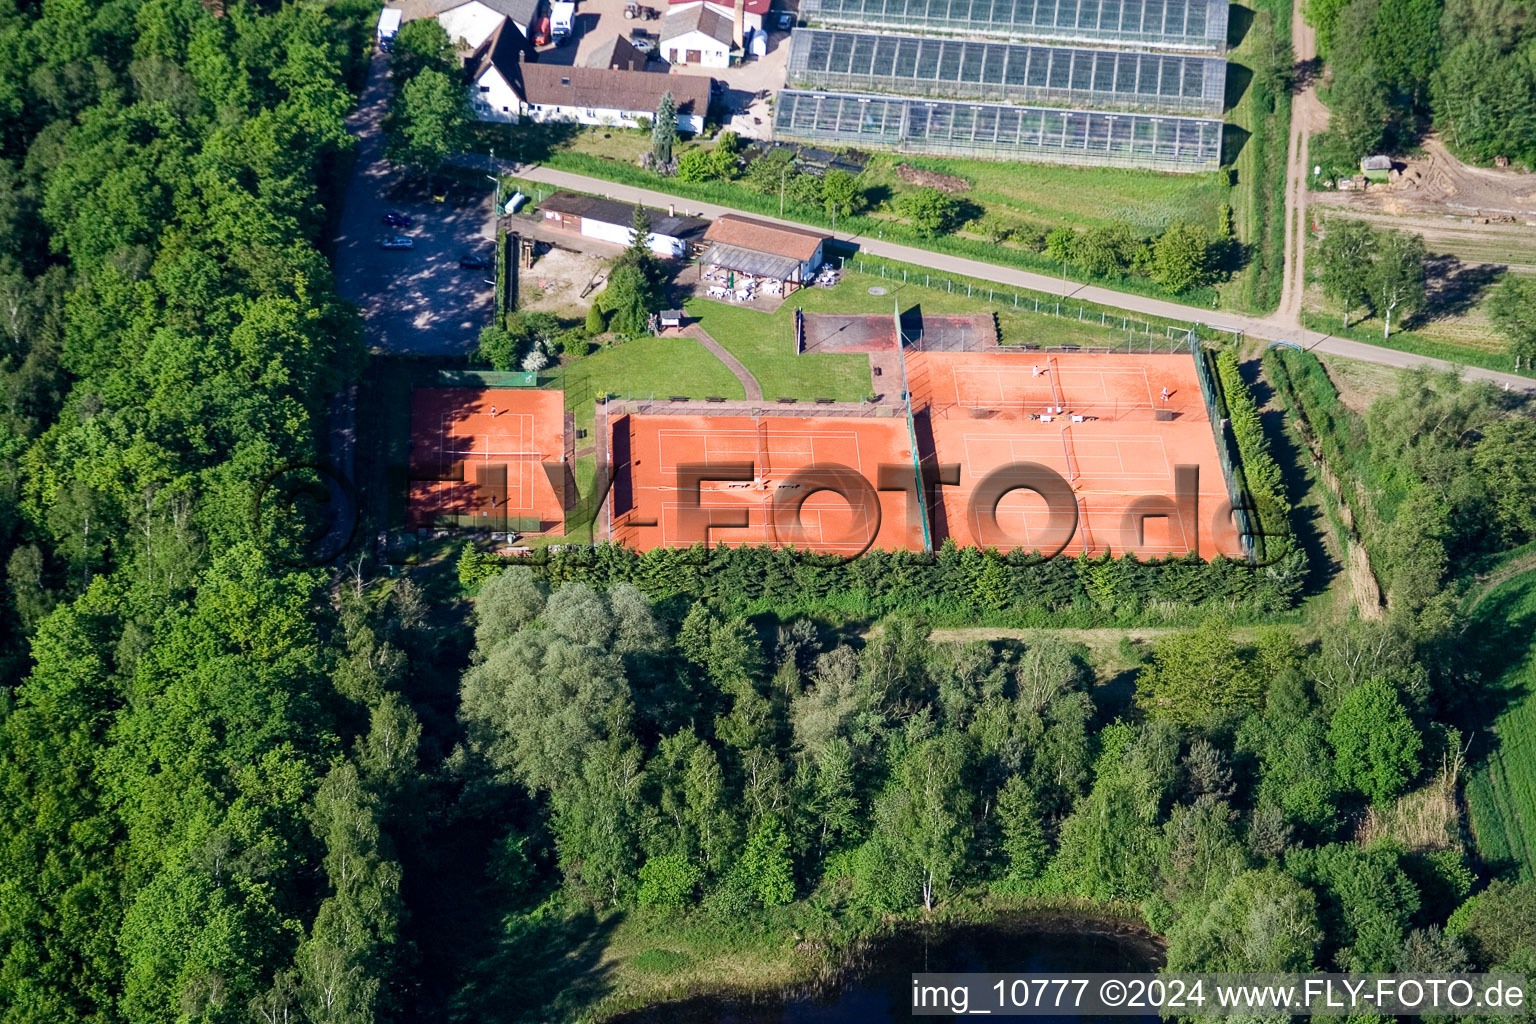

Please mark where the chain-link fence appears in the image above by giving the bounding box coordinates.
[845,258,1198,354]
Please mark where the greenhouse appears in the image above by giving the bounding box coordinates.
[786,29,1227,117]
[773,89,1224,172]
[798,0,1230,52]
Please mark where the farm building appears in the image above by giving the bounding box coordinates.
[537,192,709,257]
[786,29,1227,118]
[468,19,525,122]
[424,0,543,48]
[516,64,710,131]
[700,215,830,294]
[666,0,769,37]
[660,4,736,67]
[798,0,1230,52]
[585,33,651,70]
[773,89,1223,172]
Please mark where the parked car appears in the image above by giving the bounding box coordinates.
[629,28,655,50]
[382,211,411,227]
[774,10,794,29]
[379,236,415,250]
[458,253,492,269]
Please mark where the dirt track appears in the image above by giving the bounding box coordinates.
[1277,2,1323,327]
[1315,138,1536,222]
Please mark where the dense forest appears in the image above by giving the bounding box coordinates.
[0,0,380,1019]
[1307,0,1536,165]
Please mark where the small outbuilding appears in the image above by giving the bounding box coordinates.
[538,192,709,258]
[585,34,650,70]
[430,0,543,49]
[660,309,686,328]
[699,215,829,297]
[1360,154,1392,182]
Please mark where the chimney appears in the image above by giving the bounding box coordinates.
[732,0,745,49]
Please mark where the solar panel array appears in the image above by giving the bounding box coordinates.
[798,0,1230,51]
[773,89,1224,172]
[787,29,1226,117]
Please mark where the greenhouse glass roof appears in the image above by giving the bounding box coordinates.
[798,0,1230,52]
[773,89,1224,172]
[786,28,1227,116]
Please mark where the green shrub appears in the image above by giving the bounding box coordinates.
[1215,348,1292,562]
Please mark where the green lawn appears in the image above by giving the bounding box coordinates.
[556,335,747,437]
[860,153,1230,236]
[682,297,873,402]
[1465,565,1536,878]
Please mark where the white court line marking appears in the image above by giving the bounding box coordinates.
[947,364,1155,410]
[653,428,870,475]
[653,497,877,549]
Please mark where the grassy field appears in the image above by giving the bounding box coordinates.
[1464,561,1536,879]
[1219,0,1291,313]
[1300,221,1532,376]
[857,153,1229,236]
[557,335,747,436]
[1300,311,1533,378]
[682,299,871,402]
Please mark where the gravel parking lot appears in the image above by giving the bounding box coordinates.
[334,54,499,354]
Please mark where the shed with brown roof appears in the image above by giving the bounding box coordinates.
[701,215,830,289]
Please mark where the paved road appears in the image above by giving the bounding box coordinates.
[481,158,1536,393]
[335,52,497,355]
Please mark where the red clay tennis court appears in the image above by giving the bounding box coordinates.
[608,411,925,554]
[408,388,566,531]
[603,350,1240,559]
[908,352,1234,558]
[906,350,1205,422]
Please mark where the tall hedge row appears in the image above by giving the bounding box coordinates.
[1215,349,1292,562]
[463,538,1306,621]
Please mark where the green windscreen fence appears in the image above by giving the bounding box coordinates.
[436,370,544,388]
[1189,338,1256,562]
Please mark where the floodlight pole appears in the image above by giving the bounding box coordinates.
[487,146,501,212]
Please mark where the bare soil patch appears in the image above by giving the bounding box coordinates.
[518,246,607,316]
[896,163,972,193]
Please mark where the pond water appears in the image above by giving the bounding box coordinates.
[609,915,1163,1024]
